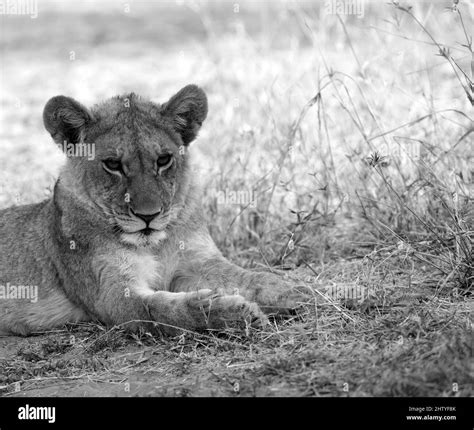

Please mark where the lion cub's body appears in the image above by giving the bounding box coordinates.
[0,180,217,335]
[0,201,87,334]
[0,86,297,336]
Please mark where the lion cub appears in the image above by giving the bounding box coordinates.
[0,85,299,336]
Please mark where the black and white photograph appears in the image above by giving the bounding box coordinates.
[0,0,472,422]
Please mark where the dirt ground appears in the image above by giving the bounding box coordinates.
[1,263,471,397]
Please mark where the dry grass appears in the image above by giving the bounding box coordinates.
[0,0,472,396]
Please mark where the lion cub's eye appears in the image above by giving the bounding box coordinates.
[157,153,173,169]
[102,159,122,173]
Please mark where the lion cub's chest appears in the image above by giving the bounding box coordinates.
[96,248,177,296]
[122,250,161,296]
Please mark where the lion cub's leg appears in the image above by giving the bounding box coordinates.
[92,251,267,334]
[143,289,268,335]
[172,257,302,315]
[95,287,267,335]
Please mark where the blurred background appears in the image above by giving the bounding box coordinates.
[0,0,472,276]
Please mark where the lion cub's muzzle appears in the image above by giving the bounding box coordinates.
[130,207,163,225]
[122,205,171,234]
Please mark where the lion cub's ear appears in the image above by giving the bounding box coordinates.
[161,84,208,145]
[43,96,94,146]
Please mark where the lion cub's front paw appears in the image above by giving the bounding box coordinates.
[202,293,269,330]
[185,289,268,330]
[145,289,268,335]
[277,284,307,312]
[256,278,306,315]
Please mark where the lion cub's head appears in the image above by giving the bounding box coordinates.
[43,85,208,247]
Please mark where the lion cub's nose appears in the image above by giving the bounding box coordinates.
[131,208,162,225]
